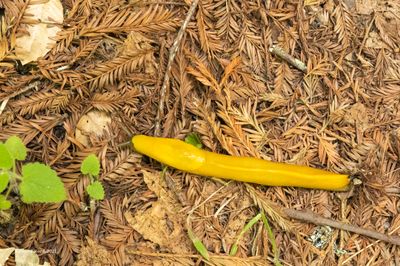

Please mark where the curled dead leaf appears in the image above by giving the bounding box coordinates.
[75,111,111,147]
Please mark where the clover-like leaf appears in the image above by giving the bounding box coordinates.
[86,181,104,200]
[0,172,9,193]
[0,144,13,170]
[5,136,27,161]
[19,163,66,203]
[81,154,100,176]
[0,195,11,210]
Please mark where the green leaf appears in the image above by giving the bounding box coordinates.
[185,133,203,149]
[230,213,261,256]
[187,227,209,260]
[0,144,13,170]
[261,212,282,266]
[86,181,105,200]
[0,195,11,210]
[0,172,9,193]
[5,136,27,161]
[229,244,238,256]
[81,154,100,176]
[19,163,66,203]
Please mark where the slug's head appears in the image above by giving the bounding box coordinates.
[132,135,206,172]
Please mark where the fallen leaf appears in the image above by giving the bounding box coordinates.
[0,248,50,266]
[75,111,111,146]
[15,0,63,65]
[356,0,378,15]
[125,171,191,253]
[0,248,14,265]
[15,249,50,266]
[344,103,369,129]
[76,238,113,266]
[365,31,390,49]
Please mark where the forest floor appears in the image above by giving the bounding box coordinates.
[1,0,400,265]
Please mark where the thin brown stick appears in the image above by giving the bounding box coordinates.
[269,45,307,73]
[154,0,199,136]
[342,223,400,264]
[0,80,41,116]
[357,16,375,57]
[0,80,41,102]
[283,208,400,246]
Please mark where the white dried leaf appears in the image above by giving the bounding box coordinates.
[0,248,14,265]
[15,249,50,266]
[0,248,50,266]
[15,0,63,65]
[75,111,111,146]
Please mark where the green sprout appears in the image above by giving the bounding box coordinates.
[81,154,104,200]
[185,133,203,149]
[0,136,66,210]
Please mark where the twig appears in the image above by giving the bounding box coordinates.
[269,45,307,73]
[0,80,41,116]
[283,208,400,246]
[154,0,199,136]
[357,16,375,57]
[0,80,41,102]
[341,223,400,264]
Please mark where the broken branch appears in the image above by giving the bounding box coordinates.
[269,45,307,73]
[283,208,400,246]
[154,0,200,136]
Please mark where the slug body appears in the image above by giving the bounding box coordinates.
[132,135,350,191]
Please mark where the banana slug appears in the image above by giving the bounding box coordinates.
[131,135,350,191]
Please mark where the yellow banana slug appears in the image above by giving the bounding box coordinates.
[132,135,350,191]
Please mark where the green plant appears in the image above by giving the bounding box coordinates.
[0,136,66,210]
[228,211,282,265]
[229,213,262,256]
[261,212,282,266]
[185,133,203,149]
[186,219,210,261]
[81,154,104,200]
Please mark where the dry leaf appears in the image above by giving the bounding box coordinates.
[15,249,50,266]
[0,248,14,265]
[355,0,378,15]
[125,171,191,253]
[15,0,63,65]
[365,31,390,49]
[75,111,111,146]
[343,103,367,124]
[0,248,50,266]
[75,238,113,266]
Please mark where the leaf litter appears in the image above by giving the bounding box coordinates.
[0,0,400,265]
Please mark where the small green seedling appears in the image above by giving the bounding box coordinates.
[0,136,66,210]
[229,213,262,256]
[81,154,104,200]
[187,219,210,261]
[228,211,282,265]
[185,133,203,149]
[261,212,282,266]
